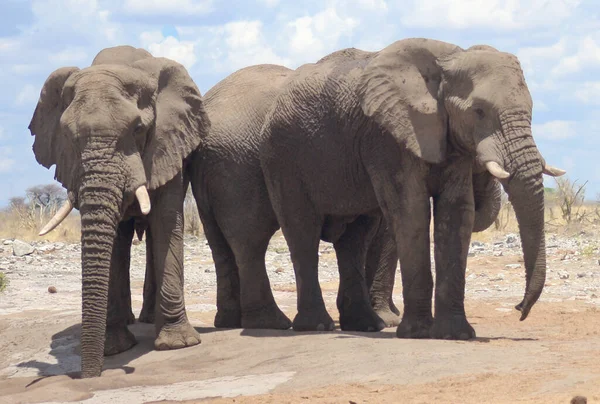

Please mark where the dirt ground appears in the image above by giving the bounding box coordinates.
[1,231,599,404]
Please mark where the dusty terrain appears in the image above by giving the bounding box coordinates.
[1,229,599,403]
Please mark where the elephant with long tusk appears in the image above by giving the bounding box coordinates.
[30,45,210,378]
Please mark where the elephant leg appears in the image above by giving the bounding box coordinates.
[138,227,156,324]
[199,212,242,328]
[431,160,476,340]
[150,174,201,350]
[231,234,292,330]
[105,218,137,356]
[365,218,400,327]
[366,158,433,339]
[334,215,386,332]
[268,195,331,330]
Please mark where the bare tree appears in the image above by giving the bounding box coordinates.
[555,177,587,224]
[183,188,202,236]
[25,184,67,224]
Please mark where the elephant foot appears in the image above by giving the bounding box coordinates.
[242,303,292,330]
[396,315,433,339]
[293,306,335,332]
[430,313,476,340]
[214,308,242,328]
[373,306,401,328]
[155,321,202,350]
[138,306,155,324]
[339,300,386,332]
[104,325,137,356]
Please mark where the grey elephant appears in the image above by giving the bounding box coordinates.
[147,61,501,333]
[29,45,210,377]
[256,38,565,339]
[183,64,396,331]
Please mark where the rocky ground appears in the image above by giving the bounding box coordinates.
[1,229,600,403]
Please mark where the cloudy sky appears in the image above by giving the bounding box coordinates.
[0,0,598,205]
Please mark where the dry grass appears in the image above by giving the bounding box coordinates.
[0,210,81,243]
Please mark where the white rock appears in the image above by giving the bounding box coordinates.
[12,240,35,257]
[558,271,570,280]
[505,264,521,270]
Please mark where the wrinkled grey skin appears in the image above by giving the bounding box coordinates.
[154,64,397,331]
[258,38,553,339]
[29,46,210,377]
[137,62,501,333]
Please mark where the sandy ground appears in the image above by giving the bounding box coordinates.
[1,231,599,403]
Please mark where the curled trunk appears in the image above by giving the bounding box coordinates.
[472,171,502,232]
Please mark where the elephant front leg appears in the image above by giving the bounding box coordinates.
[105,218,137,356]
[335,215,386,332]
[150,174,201,350]
[431,160,476,340]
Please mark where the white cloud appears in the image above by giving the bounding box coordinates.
[551,36,600,77]
[0,147,15,173]
[354,0,388,11]
[144,33,197,70]
[124,0,213,15]
[257,0,280,7]
[15,84,39,106]
[49,48,88,66]
[517,39,567,77]
[401,0,580,30]
[286,7,358,63]
[0,127,6,141]
[220,21,290,71]
[533,120,577,141]
[574,82,600,105]
[0,38,20,53]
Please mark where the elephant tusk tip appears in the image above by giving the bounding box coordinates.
[485,161,510,179]
[543,164,567,177]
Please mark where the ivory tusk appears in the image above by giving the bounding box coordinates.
[485,161,510,179]
[135,186,151,215]
[543,164,566,177]
[39,200,73,236]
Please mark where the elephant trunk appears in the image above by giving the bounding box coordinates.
[472,171,502,232]
[497,113,546,321]
[78,140,128,378]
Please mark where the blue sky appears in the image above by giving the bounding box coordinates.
[0,0,599,206]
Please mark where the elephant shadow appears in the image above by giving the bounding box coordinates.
[17,322,166,380]
[239,328,538,342]
[239,327,399,339]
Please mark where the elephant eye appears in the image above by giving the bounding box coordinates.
[475,108,485,119]
[133,122,144,134]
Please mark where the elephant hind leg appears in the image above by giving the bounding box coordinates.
[365,219,400,327]
[334,215,386,332]
[200,212,242,329]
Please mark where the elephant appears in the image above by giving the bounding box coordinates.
[183,64,396,331]
[138,61,502,333]
[28,45,210,377]
[257,38,565,339]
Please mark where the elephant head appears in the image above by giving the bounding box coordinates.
[28,46,209,377]
[359,38,564,321]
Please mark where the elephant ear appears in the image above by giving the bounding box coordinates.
[28,66,80,191]
[359,39,458,164]
[133,57,210,190]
